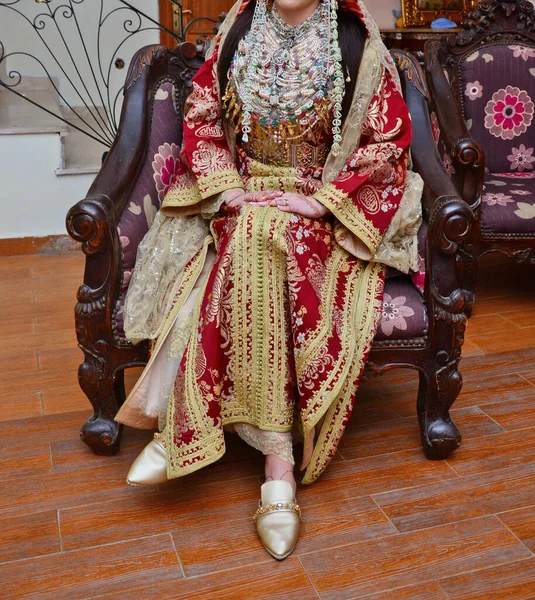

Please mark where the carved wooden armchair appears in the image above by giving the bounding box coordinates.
[67,46,475,465]
[425,0,535,268]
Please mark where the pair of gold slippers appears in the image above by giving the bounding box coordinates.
[127,439,301,560]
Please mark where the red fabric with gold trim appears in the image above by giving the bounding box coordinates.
[162,53,244,208]
[311,68,412,256]
[167,207,385,483]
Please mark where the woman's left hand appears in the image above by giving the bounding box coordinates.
[248,193,329,219]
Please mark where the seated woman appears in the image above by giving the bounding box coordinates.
[116,0,420,561]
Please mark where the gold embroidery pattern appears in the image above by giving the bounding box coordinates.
[302,262,385,483]
[161,168,387,484]
[313,183,382,254]
[197,168,245,199]
[229,206,294,430]
[150,239,212,359]
[162,184,203,208]
[184,82,220,129]
[166,272,226,477]
[294,246,345,375]
[299,251,363,430]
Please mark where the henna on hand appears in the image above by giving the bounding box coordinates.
[301,196,328,218]
[223,188,283,208]
[270,193,329,219]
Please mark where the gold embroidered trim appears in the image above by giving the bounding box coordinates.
[166,256,227,478]
[295,246,345,375]
[253,502,302,521]
[116,238,213,428]
[150,238,212,359]
[298,252,365,433]
[230,206,294,430]
[301,262,385,484]
[197,169,244,199]
[162,184,203,208]
[313,183,382,255]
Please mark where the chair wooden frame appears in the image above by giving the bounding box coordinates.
[425,0,535,266]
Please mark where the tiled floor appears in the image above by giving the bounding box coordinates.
[1,251,535,599]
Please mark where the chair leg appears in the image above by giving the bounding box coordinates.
[417,363,462,460]
[78,352,125,455]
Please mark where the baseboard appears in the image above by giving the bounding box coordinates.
[0,234,81,256]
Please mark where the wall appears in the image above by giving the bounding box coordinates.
[0,133,95,238]
[0,0,160,241]
[368,0,401,29]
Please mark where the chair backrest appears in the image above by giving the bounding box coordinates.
[111,43,204,337]
[114,43,205,286]
[435,0,535,173]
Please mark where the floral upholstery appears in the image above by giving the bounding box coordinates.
[482,172,535,235]
[430,110,455,178]
[460,43,535,174]
[374,275,428,344]
[114,80,183,337]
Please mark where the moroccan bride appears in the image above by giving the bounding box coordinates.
[116,0,421,560]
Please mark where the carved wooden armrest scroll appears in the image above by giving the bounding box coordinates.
[427,194,476,320]
[66,194,124,348]
[425,41,485,211]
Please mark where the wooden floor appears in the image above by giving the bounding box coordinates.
[1,252,535,600]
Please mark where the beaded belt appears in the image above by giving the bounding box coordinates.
[244,140,330,169]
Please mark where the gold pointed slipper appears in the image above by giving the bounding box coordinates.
[126,434,168,486]
[254,480,301,560]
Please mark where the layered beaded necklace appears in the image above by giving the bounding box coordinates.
[223,0,346,158]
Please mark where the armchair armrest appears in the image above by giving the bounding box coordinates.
[426,193,476,320]
[65,43,203,454]
[424,40,485,212]
[391,49,477,320]
[66,44,184,353]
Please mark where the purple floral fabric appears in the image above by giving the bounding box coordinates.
[114,80,183,338]
[482,172,535,235]
[375,276,428,343]
[412,220,427,293]
[430,110,456,178]
[460,44,535,173]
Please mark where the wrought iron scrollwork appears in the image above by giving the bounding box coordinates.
[0,0,217,147]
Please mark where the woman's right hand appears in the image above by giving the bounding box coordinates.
[223,188,283,208]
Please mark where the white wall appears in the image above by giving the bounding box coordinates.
[0,0,159,240]
[0,133,95,238]
[368,0,401,29]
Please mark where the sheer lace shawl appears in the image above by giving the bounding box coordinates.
[123,213,210,343]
